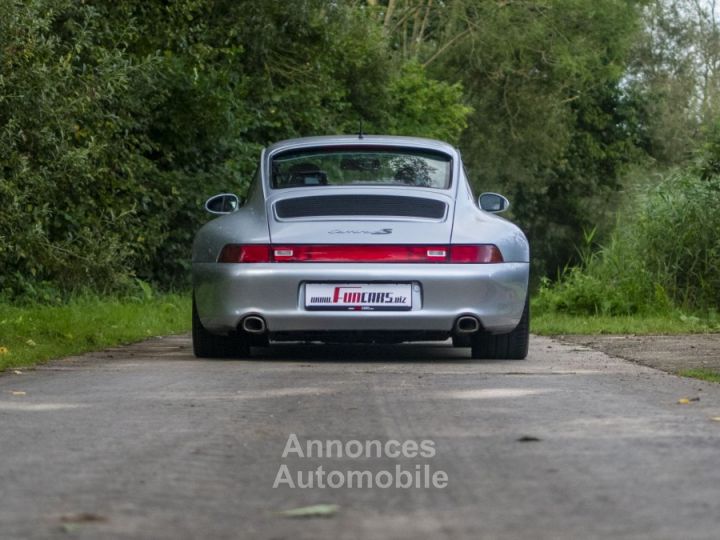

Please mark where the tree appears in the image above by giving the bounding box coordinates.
[626,0,720,165]
[371,0,646,276]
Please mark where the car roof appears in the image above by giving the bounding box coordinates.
[265,135,458,157]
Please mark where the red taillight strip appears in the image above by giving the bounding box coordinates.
[218,244,271,263]
[449,245,504,263]
[271,245,447,263]
[219,244,504,263]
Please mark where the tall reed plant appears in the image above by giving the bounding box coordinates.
[536,171,720,315]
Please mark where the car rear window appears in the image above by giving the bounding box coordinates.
[270,147,452,189]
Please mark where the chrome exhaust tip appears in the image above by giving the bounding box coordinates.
[241,315,267,334]
[455,316,480,334]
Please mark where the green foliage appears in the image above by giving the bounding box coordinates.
[694,120,720,180]
[678,369,720,383]
[0,1,206,296]
[626,0,720,166]
[383,61,471,141]
[536,170,720,315]
[0,291,190,372]
[426,0,645,276]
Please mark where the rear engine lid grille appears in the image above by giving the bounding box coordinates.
[274,195,447,220]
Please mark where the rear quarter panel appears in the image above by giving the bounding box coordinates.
[191,172,270,264]
[450,175,529,263]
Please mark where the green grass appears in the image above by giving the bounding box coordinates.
[532,309,720,335]
[0,293,190,372]
[677,369,720,383]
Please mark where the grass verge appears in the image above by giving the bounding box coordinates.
[0,293,190,372]
[532,308,720,336]
[677,369,720,383]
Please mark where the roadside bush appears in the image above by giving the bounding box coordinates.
[0,1,168,298]
[536,170,720,315]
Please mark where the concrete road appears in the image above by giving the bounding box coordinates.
[1,336,720,540]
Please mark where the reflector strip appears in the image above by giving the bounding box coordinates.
[272,244,448,262]
[218,244,504,263]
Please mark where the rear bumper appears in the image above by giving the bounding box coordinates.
[193,262,529,335]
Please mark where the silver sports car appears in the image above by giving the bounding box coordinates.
[192,135,530,359]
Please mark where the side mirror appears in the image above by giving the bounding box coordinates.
[205,193,241,215]
[478,192,510,213]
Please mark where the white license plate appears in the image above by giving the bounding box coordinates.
[305,283,412,311]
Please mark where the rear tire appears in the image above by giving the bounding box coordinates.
[471,298,529,360]
[192,297,250,358]
[452,335,471,348]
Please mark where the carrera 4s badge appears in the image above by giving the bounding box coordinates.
[329,228,393,235]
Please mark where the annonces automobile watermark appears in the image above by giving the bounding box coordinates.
[273,434,449,489]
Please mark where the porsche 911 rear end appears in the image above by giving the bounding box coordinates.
[192,136,530,359]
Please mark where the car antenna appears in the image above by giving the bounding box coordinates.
[358,119,364,140]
